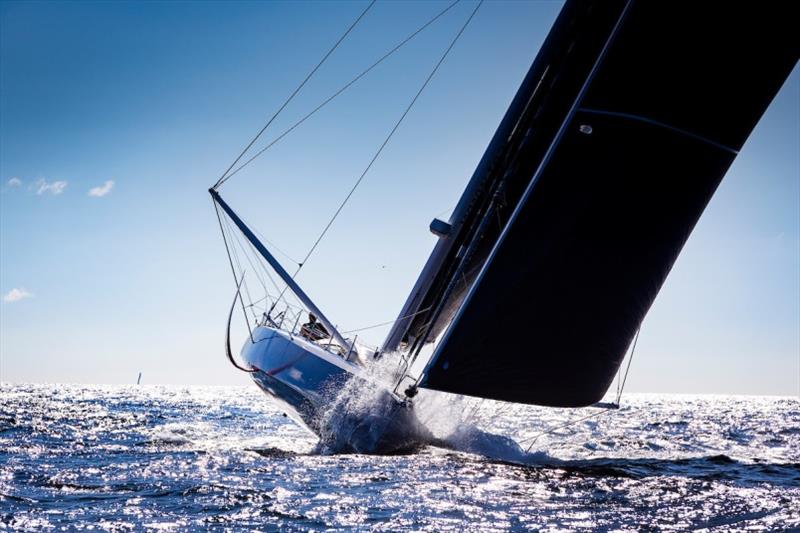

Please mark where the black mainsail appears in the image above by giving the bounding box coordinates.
[388,0,798,406]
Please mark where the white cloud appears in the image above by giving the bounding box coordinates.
[35,179,67,195]
[88,180,114,197]
[7,177,21,187]
[3,288,33,303]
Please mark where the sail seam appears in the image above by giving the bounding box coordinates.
[577,107,739,154]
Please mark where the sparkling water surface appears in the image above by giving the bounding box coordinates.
[1,384,798,531]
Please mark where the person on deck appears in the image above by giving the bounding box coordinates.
[300,313,330,342]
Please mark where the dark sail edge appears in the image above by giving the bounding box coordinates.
[417,0,799,406]
[383,0,630,355]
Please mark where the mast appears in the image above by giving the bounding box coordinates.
[209,189,353,353]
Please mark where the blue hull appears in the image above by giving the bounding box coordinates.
[241,326,430,453]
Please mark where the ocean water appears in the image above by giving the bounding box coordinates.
[1,384,798,531]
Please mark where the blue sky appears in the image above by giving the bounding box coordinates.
[1,0,797,395]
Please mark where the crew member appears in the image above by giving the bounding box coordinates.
[300,313,329,341]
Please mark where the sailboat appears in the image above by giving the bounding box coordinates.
[209,0,798,453]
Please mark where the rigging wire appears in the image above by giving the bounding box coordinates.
[492,400,516,421]
[217,0,462,185]
[213,0,482,341]
[239,212,302,266]
[341,306,432,334]
[230,222,306,311]
[464,397,485,425]
[213,0,376,190]
[265,0,482,316]
[433,205,456,220]
[519,326,642,453]
[521,409,611,453]
[243,240,298,309]
[616,327,640,404]
[223,207,309,321]
[224,211,288,301]
[221,213,259,321]
[292,0,484,278]
[244,241,284,297]
[212,199,254,342]
[226,216,274,296]
[225,273,259,373]
[227,214,307,317]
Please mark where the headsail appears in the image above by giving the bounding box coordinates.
[394,0,798,406]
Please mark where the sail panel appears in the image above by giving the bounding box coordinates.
[421,113,735,406]
[418,1,798,406]
[579,1,799,153]
[382,0,629,354]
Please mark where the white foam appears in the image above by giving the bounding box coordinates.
[315,354,559,463]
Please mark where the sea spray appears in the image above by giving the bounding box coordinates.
[313,352,554,462]
[5,384,798,530]
[314,353,432,454]
[413,387,557,465]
